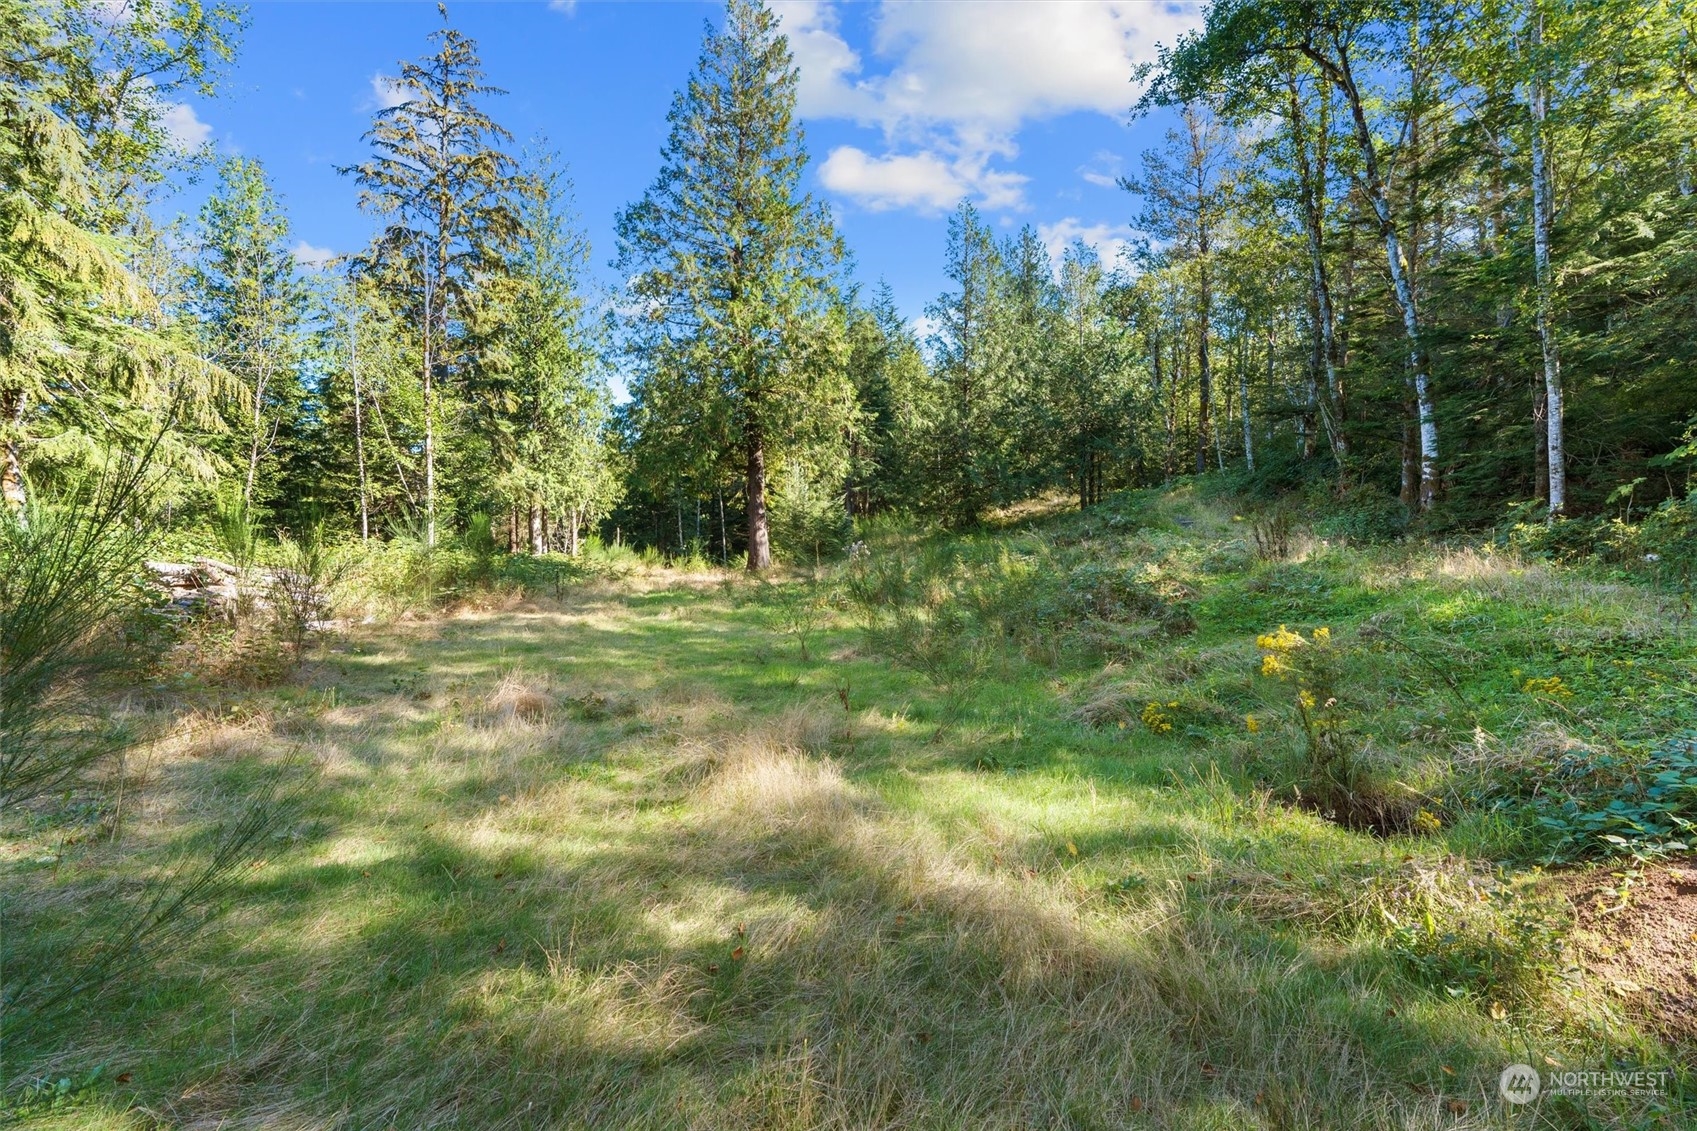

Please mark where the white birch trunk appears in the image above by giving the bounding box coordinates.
[1530,2,1566,516]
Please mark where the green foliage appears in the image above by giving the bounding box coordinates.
[767,463,851,565]
[343,8,521,547]
[269,529,351,658]
[750,571,832,662]
[189,155,309,521]
[1378,873,1567,1005]
[0,457,155,807]
[1309,485,1409,545]
[1470,735,1697,864]
[615,0,849,570]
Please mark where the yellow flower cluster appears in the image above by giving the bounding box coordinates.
[1256,624,1328,677]
[1244,714,1260,734]
[1256,625,1308,653]
[1141,700,1180,734]
[1522,675,1573,699]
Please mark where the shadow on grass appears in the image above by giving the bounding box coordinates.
[5,593,1689,1129]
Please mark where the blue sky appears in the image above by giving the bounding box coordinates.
[163,0,1201,331]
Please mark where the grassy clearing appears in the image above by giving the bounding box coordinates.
[4,488,1695,1129]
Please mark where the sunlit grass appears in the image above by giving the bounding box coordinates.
[5,500,1693,1128]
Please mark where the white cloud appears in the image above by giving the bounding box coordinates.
[775,1,1201,214]
[292,241,338,270]
[1078,150,1124,189]
[160,102,212,151]
[818,146,1026,214]
[1038,218,1136,273]
[369,73,414,111]
[548,0,577,13]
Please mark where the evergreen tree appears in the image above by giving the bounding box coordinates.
[498,148,619,554]
[342,6,519,547]
[924,202,1014,525]
[0,0,232,512]
[843,281,926,516]
[189,156,308,520]
[615,0,847,571]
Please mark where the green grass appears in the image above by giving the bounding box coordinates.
[4,491,1695,1129]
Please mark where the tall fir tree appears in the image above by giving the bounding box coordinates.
[924,202,1014,526]
[189,156,307,520]
[342,5,519,547]
[615,0,847,571]
[498,148,619,554]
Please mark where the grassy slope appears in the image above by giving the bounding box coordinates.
[4,487,1694,1130]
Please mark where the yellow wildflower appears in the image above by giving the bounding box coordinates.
[1522,675,1573,699]
[1255,625,1306,653]
[1140,702,1175,734]
[1245,714,1260,734]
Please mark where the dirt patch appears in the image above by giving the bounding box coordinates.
[1564,855,1697,1044]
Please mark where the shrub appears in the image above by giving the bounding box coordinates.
[1376,869,1566,1005]
[1310,484,1408,544]
[769,464,853,566]
[1467,733,1697,863]
[269,530,352,659]
[1249,500,1299,561]
[1255,624,1422,833]
[0,461,155,807]
[751,572,833,662]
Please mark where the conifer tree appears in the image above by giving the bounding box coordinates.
[189,156,307,518]
[615,0,846,571]
[925,203,1014,526]
[1,0,231,512]
[499,148,618,554]
[343,5,519,547]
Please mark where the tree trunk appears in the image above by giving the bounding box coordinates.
[1304,34,1437,507]
[1399,417,1420,508]
[718,489,728,566]
[2,387,26,516]
[746,436,771,571]
[422,289,437,549]
[1287,74,1347,466]
[1195,236,1213,476]
[1148,323,1165,483]
[528,504,544,555]
[1241,334,1255,472]
[1530,0,1566,516]
[350,302,370,542]
[1533,380,1549,503]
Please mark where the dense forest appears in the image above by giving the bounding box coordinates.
[6,0,1695,569]
[5,0,1697,1125]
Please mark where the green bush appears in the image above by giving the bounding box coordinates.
[0,463,155,807]
[1310,484,1408,544]
[1468,734,1697,863]
[769,465,852,566]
